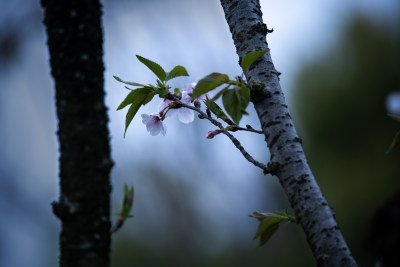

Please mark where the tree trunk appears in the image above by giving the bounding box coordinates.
[219,1,357,266]
[41,0,113,266]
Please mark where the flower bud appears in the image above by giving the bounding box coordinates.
[206,129,222,139]
[194,99,201,108]
[206,108,211,117]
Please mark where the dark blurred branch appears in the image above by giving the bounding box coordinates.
[41,0,113,266]
[0,3,42,68]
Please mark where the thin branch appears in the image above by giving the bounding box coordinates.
[174,101,271,174]
[231,125,263,134]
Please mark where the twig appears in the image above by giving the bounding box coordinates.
[231,125,263,134]
[175,101,271,174]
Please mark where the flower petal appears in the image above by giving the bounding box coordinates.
[160,123,167,136]
[181,90,192,104]
[141,114,152,124]
[182,83,196,94]
[141,114,167,136]
[147,120,161,136]
[178,108,194,124]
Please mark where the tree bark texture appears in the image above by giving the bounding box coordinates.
[41,0,113,266]
[220,1,357,266]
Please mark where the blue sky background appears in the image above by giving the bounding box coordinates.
[0,0,399,266]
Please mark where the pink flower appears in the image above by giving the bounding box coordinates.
[159,84,195,124]
[141,114,167,136]
[159,98,194,124]
[159,83,211,124]
[159,99,177,117]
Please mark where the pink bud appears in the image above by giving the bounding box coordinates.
[206,130,221,139]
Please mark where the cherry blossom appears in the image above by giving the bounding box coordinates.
[159,83,212,124]
[159,83,195,124]
[159,98,194,123]
[141,114,167,136]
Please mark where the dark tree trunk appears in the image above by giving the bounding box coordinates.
[219,0,357,266]
[41,1,113,266]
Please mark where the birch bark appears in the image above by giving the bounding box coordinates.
[220,0,357,266]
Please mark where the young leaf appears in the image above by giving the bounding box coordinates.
[386,114,400,153]
[121,184,134,217]
[210,85,230,102]
[124,93,149,137]
[204,98,230,122]
[249,210,296,247]
[386,129,400,154]
[165,65,189,81]
[113,75,145,87]
[222,86,250,124]
[112,184,134,233]
[191,73,230,101]
[123,89,156,137]
[388,114,400,123]
[143,91,156,105]
[117,87,153,110]
[240,50,269,72]
[174,88,181,95]
[136,55,166,81]
[253,217,281,247]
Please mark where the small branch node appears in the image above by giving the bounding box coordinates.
[267,161,282,175]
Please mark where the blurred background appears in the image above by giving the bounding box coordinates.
[0,0,399,266]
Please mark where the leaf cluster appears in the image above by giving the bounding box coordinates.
[114,50,268,136]
[112,184,135,233]
[386,114,400,154]
[114,55,189,136]
[249,210,296,247]
[190,50,269,124]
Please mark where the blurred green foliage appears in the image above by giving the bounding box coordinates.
[293,15,400,266]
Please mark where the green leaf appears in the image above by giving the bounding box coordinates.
[222,85,250,124]
[204,98,229,121]
[124,95,147,137]
[174,88,181,95]
[210,85,230,102]
[386,129,400,154]
[249,210,296,247]
[120,87,155,137]
[124,93,148,137]
[240,50,269,72]
[113,75,145,87]
[191,73,230,101]
[255,218,280,247]
[117,87,153,110]
[165,65,189,81]
[136,55,166,81]
[121,184,134,217]
[388,114,400,123]
[143,91,156,105]
[112,184,135,233]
